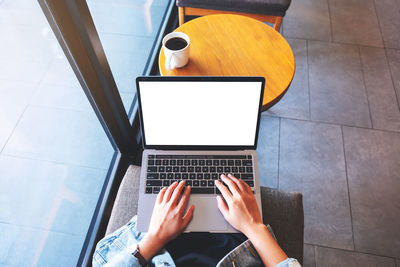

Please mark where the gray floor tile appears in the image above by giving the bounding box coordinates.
[2,106,114,169]
[265,39,310,120]
[0,156,106,235]
[315,246,396,267]
[0,81,36,151]
[308,41,371,127]
[330,0,383,47]
[0,223,83,266]
[256,115,280,188]
[343,126,400,258]
[359,46,400,132]
[374,0,400,49]
[303,244,316,267]
[279,119,353,249]
[386,49,400,107]
[397,259,400,267]
[283,0,331,41]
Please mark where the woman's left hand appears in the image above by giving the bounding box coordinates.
[139,181,194,262]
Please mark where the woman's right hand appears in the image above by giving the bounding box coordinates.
[215,173,263,236]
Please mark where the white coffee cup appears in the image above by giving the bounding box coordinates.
[162,32,190,71]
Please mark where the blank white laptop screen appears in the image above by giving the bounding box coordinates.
[138,81,262,146]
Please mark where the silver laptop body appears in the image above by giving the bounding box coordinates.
[136,76,265,233]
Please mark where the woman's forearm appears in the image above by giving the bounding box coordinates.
[245,223,288,267]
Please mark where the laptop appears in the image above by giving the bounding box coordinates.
[136,76,265,232]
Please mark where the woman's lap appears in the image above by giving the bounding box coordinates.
[166,232,247,267]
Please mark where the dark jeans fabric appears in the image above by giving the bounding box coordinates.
[166,233,247,267]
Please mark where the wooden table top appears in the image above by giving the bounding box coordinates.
[159,14,295,110]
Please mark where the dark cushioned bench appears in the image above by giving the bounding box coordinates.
[105,165,304,264]
[176,0,292,17]
[176,0,291,31]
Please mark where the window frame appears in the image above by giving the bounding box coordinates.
[37,0,178,265]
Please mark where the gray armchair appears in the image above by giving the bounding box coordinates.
[105,165,304,264]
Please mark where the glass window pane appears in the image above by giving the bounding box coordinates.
[87,0,172,114]
[0,0,116,266]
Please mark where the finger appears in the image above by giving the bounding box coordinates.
[216,195,229,218]
[233,173,253,194]
[170,181,186,204]
[182,205,195,228]
[163,181,178,203]
[215,179,232,203]
[221,174,240,196]
[241,178,253,193]
[228,173,248,193]
[177,186,191,213]
[156,187,168,204]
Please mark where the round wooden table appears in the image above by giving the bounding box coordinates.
[159,14,295,110]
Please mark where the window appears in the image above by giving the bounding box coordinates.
[87,0,173,115]
[0,0,173,265]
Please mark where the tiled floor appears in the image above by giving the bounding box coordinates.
[256,0,400,265]
[0,0,170,266]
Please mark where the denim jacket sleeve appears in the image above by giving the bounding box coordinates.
[216,225,301,267]
[92,216,175,267]
[276,258,302,267]
[215,238,301,267]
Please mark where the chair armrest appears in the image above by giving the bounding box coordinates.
[105,165,141,235]
[260,186,304,264]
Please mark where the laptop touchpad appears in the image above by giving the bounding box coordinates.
[185,196,228,232]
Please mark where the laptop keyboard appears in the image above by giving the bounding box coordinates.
[145,155,255,194]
